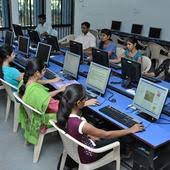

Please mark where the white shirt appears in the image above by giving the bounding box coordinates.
[35,22,52,35]
[75,32,96,50]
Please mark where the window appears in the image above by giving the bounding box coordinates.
[0,0,10,28]
[18,0,44,27]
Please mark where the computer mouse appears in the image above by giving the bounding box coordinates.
[111,98,116,103]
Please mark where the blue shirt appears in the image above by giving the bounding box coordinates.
[2,66,21,88]
[124,50,142,61]
[101,41,117,59]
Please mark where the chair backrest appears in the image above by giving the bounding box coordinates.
[141,56,152,73]
[0,78,18,101]
[89,29,99,39]
[116,47,125,57]
[58,34,75,44]
[148,42,161,60]
[13,92,41,120]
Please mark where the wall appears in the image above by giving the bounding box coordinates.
[74,0,170,41]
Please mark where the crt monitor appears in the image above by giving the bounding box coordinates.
[35,42,52,66]
[12,24,23,38]
[133,78,169,120]
[111,21,121,31]
[63,51,81,79]
[69,40,83,63]
[92,48,109,67]
[86,62,111,95]
[46,35,60,52]
[148,27,161,38]
[18,36,30,56]
[4,31,14,46]
[27,29,41,45]
[121,57,141,87]
[131,24,143,34]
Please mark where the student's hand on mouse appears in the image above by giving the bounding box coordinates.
[84,98,99,106]
[129,124,144,133]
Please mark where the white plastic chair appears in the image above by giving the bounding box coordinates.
[0,78,19,132]
[58,34,75,45]
[111,34,126,48]
[50,120,120,170]
[13,92,57,163]
[141,56,152,73]
[116,47,125,58]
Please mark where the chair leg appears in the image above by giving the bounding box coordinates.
[33,133,45,163]
[5,96,11,122]
[116,157,120,170]
[13,102,20,132]
[60,150,67,170]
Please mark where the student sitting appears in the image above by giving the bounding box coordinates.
[110,38,142,64]
[57,84,143,164]
[99,28,117,59]
[18,59,65,144]
[0,45,23,87]
[144,59,170,82]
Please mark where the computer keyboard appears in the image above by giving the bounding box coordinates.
[99,105,141,127]
[14,57,28,67]
[110,63,121,69]
[142,75,161,83]
[44,69,56,79]
[86,90,98,99]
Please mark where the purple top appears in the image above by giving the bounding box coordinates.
[67,114,97,163]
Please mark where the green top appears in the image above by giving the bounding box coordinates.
[18,82,56,144]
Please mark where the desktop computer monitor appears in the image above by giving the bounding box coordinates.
[133,78,169,120]
[35,42,52,66]
[111,21,121,31]
[63,51,81,79]
[131,24,143,34]
[12,24,23,38]
[46,35,60,52]
[18,36,30,56]
[86,62,111,95]
[27,29,41,45]
[4,31,14,46]
[92,48,109,67]
[69,40,83,63]
[121,57,141,87]
[148,27,161,39]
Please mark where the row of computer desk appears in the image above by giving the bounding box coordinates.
[9,44,170,169]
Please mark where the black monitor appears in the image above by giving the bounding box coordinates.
[18,36,30,56]
[4,31,14,46]
[148,27,161,39]
[69,40,83,63]
[131,24,143,34]
[12,24,23,38]
[92,48,109,67]
[121,57,141,88]
[46,35,60,52]
[27,29,41,45]
[111,21,121,31]
[35,42,52,66]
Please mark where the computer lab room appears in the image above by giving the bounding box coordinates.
[0,0,170,170]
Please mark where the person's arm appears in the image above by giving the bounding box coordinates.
[83,122,144,139]
[16,72,24,81]
[84,98,99,107]
[109,53,125,64]
[49,85,66,97]
[38,77,62,85]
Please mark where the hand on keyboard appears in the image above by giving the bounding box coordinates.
[129,124,144,133]
[49,77,63,83]
[85,98,100,107]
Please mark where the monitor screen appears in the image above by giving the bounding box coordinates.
[92,48,109,67]
[121,57,141,84]
[18,36,30,56]
[12,24,23,38]
[27,29,41,45]
[131,24,143,34]
[133,78,168,119]
[86,62,111,95]
[46,35,60,52]
[35,42,52,66]
[4,31,14,46]
[148,27,161,38]
[69,40,83,62]
[111,21,121,31]
[63,51,81,79]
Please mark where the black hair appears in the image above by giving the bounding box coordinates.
[81,22,90,29]
[38,14,46,19]
[99,28,112,49]
[57,84,86,130]
[19,59,45,97]
[127,38,140,50]
[0,45,13,79]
